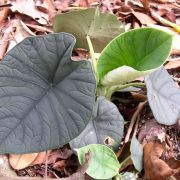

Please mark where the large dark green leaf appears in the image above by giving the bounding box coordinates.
[54,8,124,52]
[145,67,180,125]
[70,96,124,150]
[0,33,96,153]
[97,28,173,86]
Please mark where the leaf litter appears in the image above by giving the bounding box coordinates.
[0,0,179,179]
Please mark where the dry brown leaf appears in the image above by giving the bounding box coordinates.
[47,147,73,164]
[0,23,12,59]
[52,160,66,171]
[54,0,71,11]
[0,8,11,27]
[31,151,47,165]
[165,59,180,69]
[8,0,48,25]
[7,19,35,51]
[138,119,165,143]
[144,141,174,180]
[132,11,157,25]
[25,23,53,33]
[9,153,38,170]
[139,0,150,11]
[155,0,176,3]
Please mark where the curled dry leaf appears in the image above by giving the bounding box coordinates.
[9,0,48,25]
[31,151,47,165]
[7,19,35,51]
[0,23,12,59]
[165,59,180,69]
[47,147,73,164]
[9,153,38,170]
[144,140,176,180]
[132,11,157,25]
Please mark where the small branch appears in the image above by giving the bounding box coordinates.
[120,156,131,167]
[124,101,147,143]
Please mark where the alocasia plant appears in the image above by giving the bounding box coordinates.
[0,7,177,179]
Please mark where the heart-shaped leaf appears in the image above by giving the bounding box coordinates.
[76,144,120,179]
[97,28,173,86]
[70,96,124,150]
[0,33,96,153]
[145,67,180,125]
[130,137,143,172]
[54,8,124,52]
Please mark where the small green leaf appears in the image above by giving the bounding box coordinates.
[76,144,120,179]
[130,137,143,172]
[97,28,173,86]
[70,96,124,150]
[54,8,124,52]
[145,67,180,125]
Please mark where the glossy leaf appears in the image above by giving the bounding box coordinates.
[0,33,96,153]
[70,96,124,150]
[97,28,173,86]
[130,137,143,172]
[76,144,120,179]
[145,67,180,125]
[54,8,124,52]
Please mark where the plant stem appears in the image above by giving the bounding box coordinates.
[120,156,131,167]
[114,174,122,180]
[86,35,98,81]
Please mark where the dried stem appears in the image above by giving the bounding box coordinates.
[124,101,147,143]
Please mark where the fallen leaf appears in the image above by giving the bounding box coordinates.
[139,0,150,11]
[9,0,48,24]
[138,119,166,143]
[0,23,12,59]
[52,160,66,171]
[0,8,11,27]
[65,151,92,180]
[156,0,175,3]
[47,147,73,164]
[166,158,180,179]
[132,11,157,25]
[31,151,47,165]
[9,153,38,170]
[7,19,35,51]
[0,155,17,177]
[144,140,174,180]
[165,59,180,69]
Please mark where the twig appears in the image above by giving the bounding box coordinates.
[25,23,53,33]
[133,114,140,137]
[45,150,48,180]
[124,101,147,143]
[150,10,180,33]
